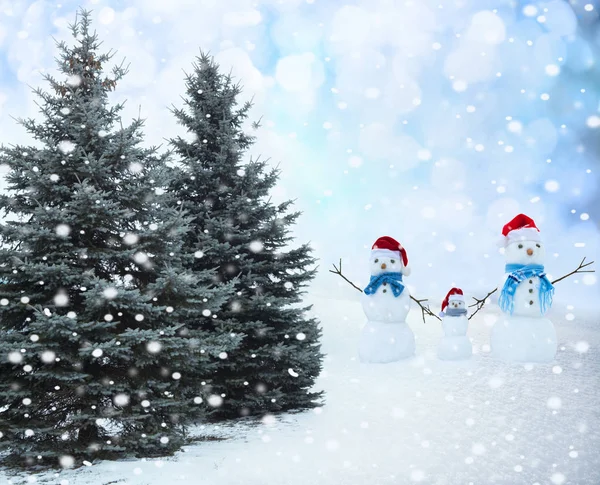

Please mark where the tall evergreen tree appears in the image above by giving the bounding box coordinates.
[168,54,323,419]
[0,12,236,467]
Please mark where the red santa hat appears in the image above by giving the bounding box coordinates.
[441,287,465,313]
[371,236,410,276]
[500,213,541,247]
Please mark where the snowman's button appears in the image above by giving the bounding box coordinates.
[383,289,387,293]
[529,279,533,284]
[383,282,387,286]
[529,289,533,293]
[529,300,534,305]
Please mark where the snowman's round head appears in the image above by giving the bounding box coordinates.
[449,299,466,310]
[504,239,545,265]
[369,254,404,276]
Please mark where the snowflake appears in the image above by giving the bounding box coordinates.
[113,393,130,407]
[54,290,69,307]
[123,234,139,245]
[56,224,71,237]
[146,341,162,354]
[57,141,76,154]
[103,287,118,299]
[207,395,223,407]
[41,351,56,364]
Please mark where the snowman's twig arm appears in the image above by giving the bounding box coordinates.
[329,259,440,323]
[551,257,595,285]
[468,288,498,321]
[411,296,441,323]
[329,259,364,293]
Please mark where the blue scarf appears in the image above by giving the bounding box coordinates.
[364,272,404,297]
[498,264,554,315]
[444,307,467,317]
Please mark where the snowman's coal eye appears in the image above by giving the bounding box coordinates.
[518,244,523,249]
[391,259,395,263]
[374,259,379,263]
[536,244,540,248]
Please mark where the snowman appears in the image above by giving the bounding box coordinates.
[359,236,415,363]
[490,214,557,363]
[437,288,472,360]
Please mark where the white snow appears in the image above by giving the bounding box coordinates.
[4,295,599,484]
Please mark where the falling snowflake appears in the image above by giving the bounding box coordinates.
[123,233,139,245]
[66,74,81,86]
[92,349,103,358]
[249,240,264,253]
[133,252,149,264]
[547,397,562,410]
[113,393,130,407]
[58,141,76,154]
[129,162,143,173]
[8,352,22,364]
[296,333,306,341]
[54,290,69,307]
[56,224,71,237]
[59,455,75,469]
[207,394,223,407]
[147,341,162,353]
[41,351,56,364]
[288,368,299,377]
[103,287,118,299]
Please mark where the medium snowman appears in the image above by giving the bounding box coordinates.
[490,214,557,362]
[437,288,472,360]
[359,236,415,363]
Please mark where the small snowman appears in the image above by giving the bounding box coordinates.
[437,288,472,360]
[359,236,415,363]
[490,214,557,363]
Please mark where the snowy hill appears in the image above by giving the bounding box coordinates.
[3,295,599,485]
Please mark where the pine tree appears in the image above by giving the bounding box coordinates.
[0,12,237,467]
[168,53,323,419]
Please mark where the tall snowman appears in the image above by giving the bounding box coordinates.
[359,236,415,363]
[490,214,557,362]
[437,288,472,360]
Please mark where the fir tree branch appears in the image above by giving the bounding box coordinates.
[467,257,595,320]
[329,258,440,323]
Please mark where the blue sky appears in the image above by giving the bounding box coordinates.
[0,0,599,310]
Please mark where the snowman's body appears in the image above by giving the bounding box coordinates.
[490,220,557,363]
[437,291,472,360]
[361,285,411,322]
[359,238,415,363]
[437,315,472,360]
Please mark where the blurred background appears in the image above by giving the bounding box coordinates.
[0,0,598,311]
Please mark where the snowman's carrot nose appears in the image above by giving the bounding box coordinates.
[381,263,387,269]
[527,248,534,256]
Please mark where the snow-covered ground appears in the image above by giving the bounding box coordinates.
[3,295,599,485]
